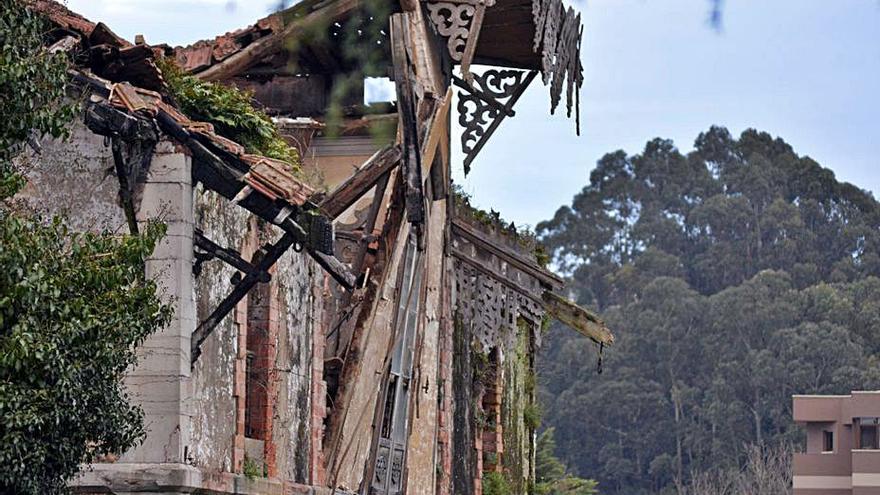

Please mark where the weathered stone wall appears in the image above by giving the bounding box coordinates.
[452,314,478,495]
[20,123,198,465]
[273,236,322,483]
[500,320,537,494]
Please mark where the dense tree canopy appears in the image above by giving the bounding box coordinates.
[536,127,880,493]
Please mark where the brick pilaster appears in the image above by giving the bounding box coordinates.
[245,257,279,477]
[309,274,330,485]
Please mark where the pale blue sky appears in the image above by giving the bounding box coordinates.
[67,0,880,228]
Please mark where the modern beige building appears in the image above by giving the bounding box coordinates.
[794,392,880,495]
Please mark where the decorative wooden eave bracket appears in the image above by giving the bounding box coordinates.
[424,0,495,80]
[454,69,537,174]
[425,0,584,172]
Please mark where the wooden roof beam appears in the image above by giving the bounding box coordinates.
[318,144,402,219]
[451,218,563,289]
[542,290,614,345]
[196,0,362,81]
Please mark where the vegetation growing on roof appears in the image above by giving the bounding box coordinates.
[452,185,551,268]
[157,58,301,171]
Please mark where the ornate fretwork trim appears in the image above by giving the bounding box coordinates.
[454,263,544,354]
[426,2,473,62]
[455,69,537,174]
[425,0,494,78]
[532,0,584,132]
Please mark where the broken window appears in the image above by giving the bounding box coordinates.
[479,348,503,474]
[364,77,396,104]
[371,233,423,495]
[245,279,272,446]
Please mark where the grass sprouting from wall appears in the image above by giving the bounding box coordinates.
[157,58,301,171]
[483,471,514,495]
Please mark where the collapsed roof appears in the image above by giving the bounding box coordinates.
[27,0,611,363]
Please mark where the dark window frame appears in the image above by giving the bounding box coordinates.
[822,430,834,453]
[858,418,880,450]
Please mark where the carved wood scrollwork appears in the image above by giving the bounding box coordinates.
[455,69,537,174]
[454,263,544,354]
[532,0,584,132]
[424,0,494,78]
[426,2,474,62]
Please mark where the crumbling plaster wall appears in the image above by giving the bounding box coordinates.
[20,120,198,465]
[500,321,537,494]
[191,186,249,471]
[272,234,322,483]
[192,186,322,480]
[16,119,125,232]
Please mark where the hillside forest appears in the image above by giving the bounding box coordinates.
[536,126,880,493]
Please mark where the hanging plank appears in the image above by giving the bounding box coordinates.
[390,14,426,226]
[542,291,614,345]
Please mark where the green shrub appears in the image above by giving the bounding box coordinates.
[524,402,542,430]
[242,455,265,481]
[157,58,301,170]
[483,471,513,495]
[1,0,77,191]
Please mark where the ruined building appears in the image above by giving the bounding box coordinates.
[21,0,613,493]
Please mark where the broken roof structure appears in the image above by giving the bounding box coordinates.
[21,0,612,493]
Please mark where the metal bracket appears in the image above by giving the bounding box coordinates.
[190,231,297,365]
[454,69,537,174]
[192,229,271,282]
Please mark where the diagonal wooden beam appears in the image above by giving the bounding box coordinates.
[451,218,563,289]
[542,290,614,345]
[195,0,362,81]
[318,144,402,219]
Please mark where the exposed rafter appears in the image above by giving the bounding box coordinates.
[319,144,401,219]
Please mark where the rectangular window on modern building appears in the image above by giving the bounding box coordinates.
[823,430,834,452]
[859,418,880,449]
